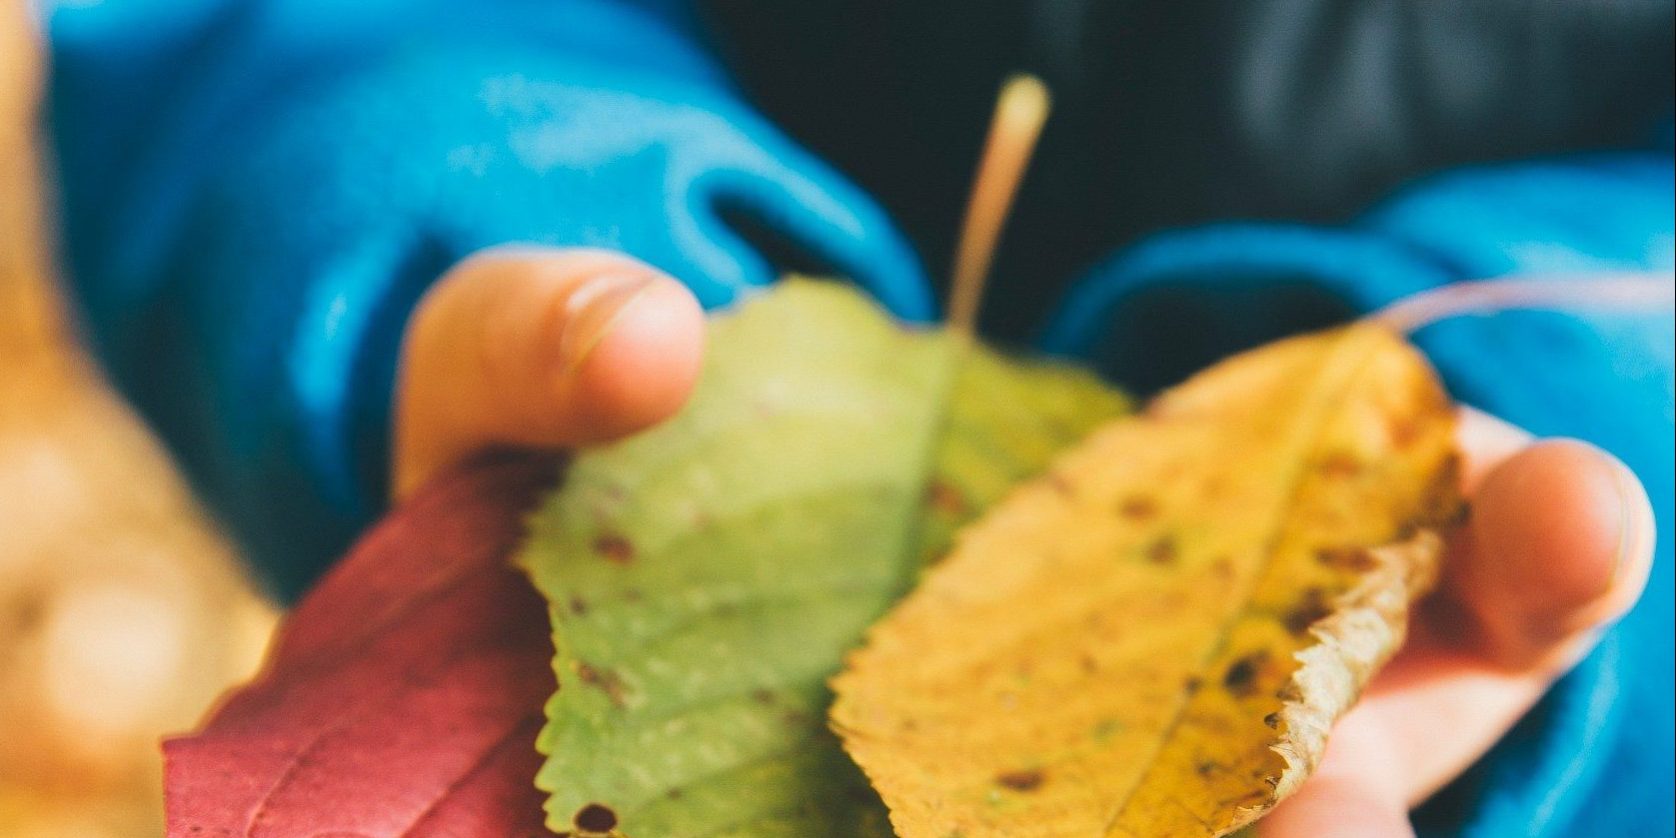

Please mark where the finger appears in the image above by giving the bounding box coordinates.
[1447,436,1655,669]
[1452,407,1532,491]
[393,247,705,498]
[1259,715,1414,838]
[1271,421,1657,811]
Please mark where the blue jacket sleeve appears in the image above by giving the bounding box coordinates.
[47,0,931,597]
[1041,152,1674,837]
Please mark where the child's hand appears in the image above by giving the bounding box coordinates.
[1263,409,1655,836]
[392,247,705,498]
[395,259,1654,834]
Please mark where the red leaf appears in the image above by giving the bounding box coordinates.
[165,453,562,838]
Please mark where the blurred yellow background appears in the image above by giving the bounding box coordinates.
[1,2,279,834]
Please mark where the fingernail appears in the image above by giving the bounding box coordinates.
[557,273,657,376]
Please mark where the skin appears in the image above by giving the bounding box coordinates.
[394,248,1655,836]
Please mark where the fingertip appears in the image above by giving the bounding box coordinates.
[1457,439,1654,661]
[565,273,705,443]
[395,248,704,496]
[1453,407,1533,492]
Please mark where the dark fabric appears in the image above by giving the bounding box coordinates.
[708,0,1675,337]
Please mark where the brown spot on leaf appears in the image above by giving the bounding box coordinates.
[751,688,775,705]
[1317,546,1378,572]
[593,534,634,564]
[1389,416,1421,448]
[1222,652,1268,698]
[574,662,628,708]
[574,803,618,832]
[1263,712,1282,729]
[1118,495,1159,520]
[1046,472,1075,497]
[1145,535,1179,565]
[996,769,1045,792]
[1282,588,1333,634]
[926,481,967,515]
[1196,761,1219,778]
[1184,676,1204,694]
[569,596,589,616]
[1318,451,1362,478]
[1411,453,1469,529]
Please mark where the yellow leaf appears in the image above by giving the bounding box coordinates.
[831,323,1463,837]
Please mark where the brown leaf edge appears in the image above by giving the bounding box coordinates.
[1232,530,1445,833]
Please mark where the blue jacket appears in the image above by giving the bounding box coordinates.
[46,1,1674,834]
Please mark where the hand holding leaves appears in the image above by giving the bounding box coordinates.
[167,279,1652,837]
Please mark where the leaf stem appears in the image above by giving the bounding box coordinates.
[947,74,1052,338]
[1372,272,1675,333]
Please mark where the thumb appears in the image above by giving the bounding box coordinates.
[392,247,704,498]
[1448,435,1655,671]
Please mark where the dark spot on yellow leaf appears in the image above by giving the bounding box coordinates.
[593,533,634,564]
[1222,652,1268,698]
[1389,416,1420,448]
[1118,495,1158,520]
[1283,588,1333,634]
[752,688,775,705]
[1146,535,1179,565]
[1318,451,1362,477]
[996,769,1045,792]
[1411,455,1469,529]
[1263,712,1281,729]
[1184,676,1203,693]
[574,803,618,832]
[569,596,589,616]
[1047,472,1075,497]
[1092,718,1121,742]
[1316,546,1378,572]
[1195,761,1218,778]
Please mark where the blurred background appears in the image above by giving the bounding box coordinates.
[0,3,276,834]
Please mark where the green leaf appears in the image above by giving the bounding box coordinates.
[517,280,1127,836]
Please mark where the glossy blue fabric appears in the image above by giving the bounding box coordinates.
[47,0,930,595]
[1042,154,1675,837]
